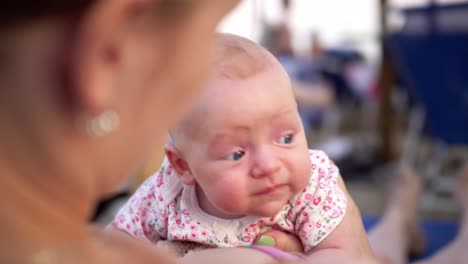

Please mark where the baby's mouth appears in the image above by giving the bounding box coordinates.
[254,183,287,196]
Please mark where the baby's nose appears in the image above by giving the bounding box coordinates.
[250,153,281,179]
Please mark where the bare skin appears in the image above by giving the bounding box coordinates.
[367,165,468,264]
[183,164,468,264]
[368,167,425,264]
[413,164,468,264]
[0,1,239,263]
[0,1,373,263]
[0,1,403,263]
[163,36,376,262]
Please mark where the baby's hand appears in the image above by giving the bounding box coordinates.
[255,230,304,253]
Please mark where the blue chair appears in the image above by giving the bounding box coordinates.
[377,2,468,259]
[387,3,468,145]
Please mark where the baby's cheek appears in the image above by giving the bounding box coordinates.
[213,179,247,212]
[294,156,312,191]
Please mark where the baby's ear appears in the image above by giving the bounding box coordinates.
[164,144,196,186]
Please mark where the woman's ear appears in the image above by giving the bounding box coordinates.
[164,143,196,186]
[68,0,153,115]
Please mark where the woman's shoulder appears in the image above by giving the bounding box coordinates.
[8,230,179,264]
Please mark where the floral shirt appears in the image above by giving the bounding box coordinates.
[111,150,347,252]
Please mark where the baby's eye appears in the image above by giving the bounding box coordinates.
[277,134,294,144]
[226,150,245,161]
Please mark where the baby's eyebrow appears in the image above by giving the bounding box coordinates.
[271,108,297,119]
[263,110,298,126]
[209,133,232,147]
[207,130,245,151]
[206,134,230,155]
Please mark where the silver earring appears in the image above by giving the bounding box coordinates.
[84,110,120,137]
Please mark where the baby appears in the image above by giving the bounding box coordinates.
[112,33,348,255]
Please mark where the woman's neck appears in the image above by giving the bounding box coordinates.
[0,156,95,258]
[0,21,111,262]
[0,90,96,261]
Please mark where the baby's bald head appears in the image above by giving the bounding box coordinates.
[212,33,275,80]
[169,33,291,149]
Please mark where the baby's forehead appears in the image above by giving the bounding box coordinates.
[171,34,293,143]
[174,69,293,137]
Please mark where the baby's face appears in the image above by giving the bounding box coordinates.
[182,65,311,218]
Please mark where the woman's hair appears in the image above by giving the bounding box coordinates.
[0,1,196,29]
[0,2,93,28]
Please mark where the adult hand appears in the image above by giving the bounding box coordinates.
[254,230,304,253]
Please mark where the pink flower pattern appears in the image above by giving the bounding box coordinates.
[111,150,346,252]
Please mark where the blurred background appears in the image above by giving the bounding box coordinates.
[97,0,468,259]
[216,0,468,220]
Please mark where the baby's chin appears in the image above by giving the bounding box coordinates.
[248,200,289,218]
